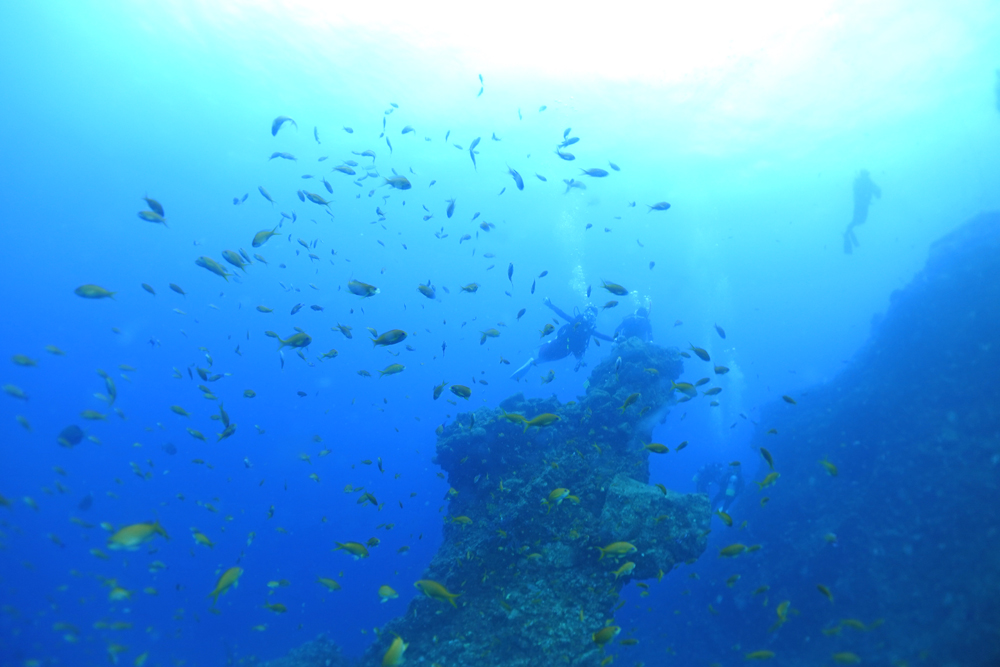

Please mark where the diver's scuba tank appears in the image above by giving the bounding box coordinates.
[717,475,738,512]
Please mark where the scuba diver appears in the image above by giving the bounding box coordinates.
[843,169,882,254]
[510,298,614,380]
[614,305,653,343]
[693,462,744,513]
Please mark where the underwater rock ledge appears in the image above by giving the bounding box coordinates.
[345,339,710,666]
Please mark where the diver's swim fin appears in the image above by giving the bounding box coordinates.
[843,228,859,254]
[510,357,535,381]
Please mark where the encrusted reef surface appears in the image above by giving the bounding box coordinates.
[259,634,353,667]
[713,212,1000,667]
[353,338,710,666]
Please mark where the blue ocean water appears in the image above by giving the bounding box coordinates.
[2,2,999,666]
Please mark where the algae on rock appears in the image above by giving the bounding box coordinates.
[358,339,710,667]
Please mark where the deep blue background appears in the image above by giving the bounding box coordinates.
[1,2,998,666]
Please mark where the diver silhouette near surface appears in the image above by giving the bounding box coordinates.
[843,169,882,254]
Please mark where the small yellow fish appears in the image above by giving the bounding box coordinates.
[596,542,637,560]
[347,279,380,297]
[546,488,570,507]
[500,409,527,424]
[252,227,279,247]
[191,530,214,548]
[719,543,746,558]
[317,577,342,591]
[107,522,169,551]
[378,585,399,602]
[334,542,370,559]
[619,392,640,413]
[612,561,635,579]
[378,363,405,378]
[760,447,774,470]
[195,256,232,281]
[414,579,461,607]
[207,566,243,605]
[592,625,621,645]
[382,635,408,666]
[108,586,131,601]
[756,472,780,489]
[372,329,407,347]
[523,413,560,433]
[74,284,116,299]
[600,280,627,296]
[670,380,697,396]
[745,650,776,660]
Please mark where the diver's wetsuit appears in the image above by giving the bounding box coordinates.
[614,307,653,343]
[510,299,613,380]
[694,462,745,513]
[843,169,882,254]
[538,300,614,362]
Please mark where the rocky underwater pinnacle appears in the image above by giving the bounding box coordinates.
[353,338,711,667]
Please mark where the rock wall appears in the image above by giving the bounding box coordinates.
[723,211,1000,667]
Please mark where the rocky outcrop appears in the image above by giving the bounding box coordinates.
[354,338,710,666]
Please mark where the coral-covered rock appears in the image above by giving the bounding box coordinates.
[355,340,708,667]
